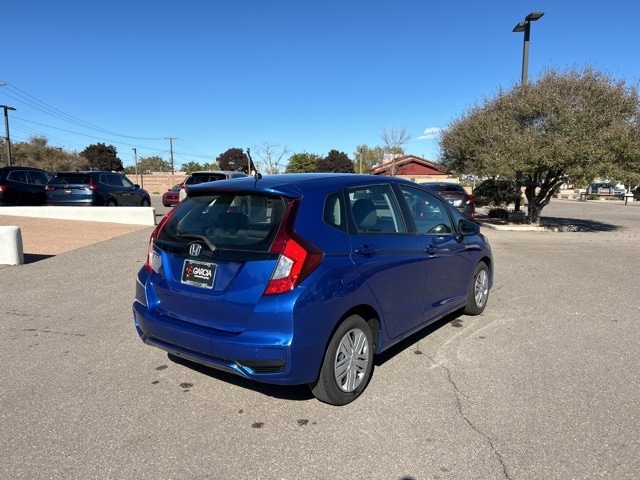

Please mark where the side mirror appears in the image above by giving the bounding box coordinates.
[458,219,480,235]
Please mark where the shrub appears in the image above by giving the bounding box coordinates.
[473,179,519,207]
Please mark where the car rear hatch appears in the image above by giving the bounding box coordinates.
[45,173,94,202]
[145,191,290,334]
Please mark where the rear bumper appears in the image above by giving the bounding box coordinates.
[132,297,322,386]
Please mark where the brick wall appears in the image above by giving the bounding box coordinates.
[126,173,188,194]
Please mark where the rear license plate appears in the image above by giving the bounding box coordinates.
[181,259,216,289]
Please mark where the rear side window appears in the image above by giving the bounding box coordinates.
[346,184,406,234]
[323,191,348,233]
[158,193,285,252]
[8,170,28,183]
[28,171,52,185]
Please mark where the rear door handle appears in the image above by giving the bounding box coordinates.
[354,245,378,257]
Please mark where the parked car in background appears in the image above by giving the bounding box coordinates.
[133,173,493,405]
[45,171,151,206]
[0,166,53,206]
[587,182,624,197]
[179,170,248,201]
[420,182,476,218]
[162,184,181,207]
[632,187,640,200]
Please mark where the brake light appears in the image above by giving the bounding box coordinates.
[88,178,99,191]
[144,208,177,273]
[264,199,323,296]
[467,194,475,205]
[0,185,5,193]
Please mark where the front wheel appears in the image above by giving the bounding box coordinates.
[310,314,374,406]
[141,197,150,207]
[464,261,490,315]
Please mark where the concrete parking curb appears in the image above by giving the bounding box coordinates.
[0,226,24,265]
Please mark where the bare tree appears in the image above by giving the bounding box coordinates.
[380,126,411,175]
[253,141,290,174]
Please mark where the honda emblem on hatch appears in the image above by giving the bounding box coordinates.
[189,243,202,257]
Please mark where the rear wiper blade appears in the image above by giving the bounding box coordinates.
[174,234,218,252]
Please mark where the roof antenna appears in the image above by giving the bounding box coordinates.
[246,148,262,181]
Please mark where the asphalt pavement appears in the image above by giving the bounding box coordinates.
[1,197,639,479]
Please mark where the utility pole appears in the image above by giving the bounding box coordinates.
[132,147,138,184]
[1,105,16,166]
[165,137,176,174]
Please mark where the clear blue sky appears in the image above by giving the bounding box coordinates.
[3,1,639,171]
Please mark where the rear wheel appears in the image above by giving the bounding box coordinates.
[310,314,374,406]
[106,198,118,207]
[464,261,489,315]
[141,197,150,207]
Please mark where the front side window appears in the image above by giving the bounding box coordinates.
[346,184,406,234]
[399,185,454,234]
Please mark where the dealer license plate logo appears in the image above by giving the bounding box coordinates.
[181,259,216,288]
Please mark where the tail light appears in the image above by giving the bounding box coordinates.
[144,208,177,273]
[466,194,475,205]
[0,185,5,193]
[264,199,324,296]
[88,178,99,191]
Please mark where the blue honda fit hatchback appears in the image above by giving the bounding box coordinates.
[133,173,493,405]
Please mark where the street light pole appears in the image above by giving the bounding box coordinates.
[1,105,16,166]
[513,12,544,84]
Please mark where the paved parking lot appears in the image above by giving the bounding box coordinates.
[1,198,639,479]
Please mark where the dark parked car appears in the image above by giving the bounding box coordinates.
[133,174,493,405]
[179,170,248,201]
[162,184,181,207]
[45,171,151,206]
[420,182,475,218]
[0,166,53,206]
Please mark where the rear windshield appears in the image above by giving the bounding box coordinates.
[50,173,91,184]
[185,173,228,185]
[158,193,286,252]
[424,184,464,193]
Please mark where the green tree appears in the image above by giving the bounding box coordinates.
[181,161,206,173]
[285,152,321,173]
[217,148,251,172]
[135,155,172,173]
[316,150,355,173]
[10,136,85,172]
[80,143,123,171]
[439,67,640,223]
[354,145,384,174]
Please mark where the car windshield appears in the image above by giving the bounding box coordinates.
[158,193,285,252]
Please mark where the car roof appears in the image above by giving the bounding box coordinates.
[188,173,418,197]
[188,170,246,175]
[0,166,51,172]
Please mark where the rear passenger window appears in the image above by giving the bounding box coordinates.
[346,185,406,234]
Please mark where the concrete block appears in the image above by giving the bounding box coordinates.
[0,226,24,265]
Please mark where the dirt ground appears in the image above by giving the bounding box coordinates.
[0,215,151,256]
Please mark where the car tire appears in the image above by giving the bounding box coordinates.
[464,261,490,315]
[141,197,150,207]
[310,314,374,406]
[106,198,118,207]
